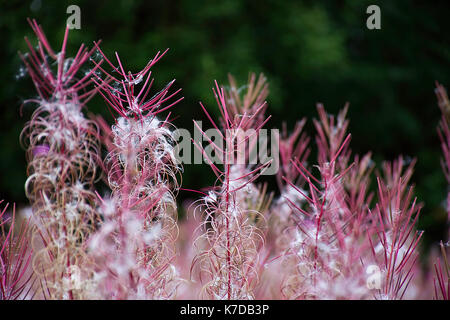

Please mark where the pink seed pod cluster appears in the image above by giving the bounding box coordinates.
[269,118,310,249]
[86,48,183,299]
[0,201,34,300]
[272,105,372,299]
[191,76,272,300]
[19,19,102,299]
[369,158,424,300]
[6,21,450,300]
[262,103,424,300]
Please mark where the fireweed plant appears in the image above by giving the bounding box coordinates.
[0,201,35,299]
[1,21,448,299]
[272,105,375,299]
[86,46,183,299]
[19,19,102,299]
[190,74,273,299]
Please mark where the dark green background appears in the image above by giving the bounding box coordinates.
[0,0,449,255]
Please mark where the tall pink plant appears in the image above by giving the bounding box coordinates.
[19,20,102,299]
[87,48,183,299]
[368,158,423,299]
[191,77,272,300]
[276,104,371,299]
[272,104,423,300]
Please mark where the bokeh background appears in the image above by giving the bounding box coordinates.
[0,0,449,256]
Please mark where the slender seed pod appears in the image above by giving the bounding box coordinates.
[0,201,35,300]
[434,82,450,300]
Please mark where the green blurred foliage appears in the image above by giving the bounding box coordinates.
[0,0,449,251]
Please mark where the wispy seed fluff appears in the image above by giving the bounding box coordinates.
[87,47,183,299]
[19,20,101,299]
[191,75,271,300]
